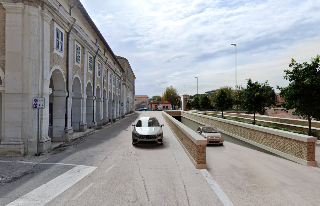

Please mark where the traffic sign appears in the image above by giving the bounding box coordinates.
[121,103,124,106]
[33,98,45,109]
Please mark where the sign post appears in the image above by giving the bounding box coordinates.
[33,98,45,156]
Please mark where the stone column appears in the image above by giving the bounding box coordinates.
[39,10,52,153]
[96,96,102,127]
[81,48,87,131]
[52,90,70,142]
[80,94,87,132]
[64,36,74,138]
[103,94,108,125]
[182,95,189,111]
[72,94,82,132]
[0,3,25,155]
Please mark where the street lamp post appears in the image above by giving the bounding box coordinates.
[231,44,237,90]
[195,77,198,96]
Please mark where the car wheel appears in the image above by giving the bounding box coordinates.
[132,141,137,146]
[220,143,223,146]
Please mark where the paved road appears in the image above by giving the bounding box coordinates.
[1,111,320,206]
[181,115,320,205]
[0,112,223,206]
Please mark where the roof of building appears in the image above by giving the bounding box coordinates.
[135,95,149,98]
[74,0,124,73]
[150,101,171,104]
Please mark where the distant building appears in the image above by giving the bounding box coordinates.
[135,95,149,110]
[275,93,285,104]
[205,90,217,94]
[149,101,171,111]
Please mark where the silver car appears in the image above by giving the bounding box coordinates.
[132,117,164,145]
[197,126,224,145]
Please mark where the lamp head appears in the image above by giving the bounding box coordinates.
[231,44,236,46]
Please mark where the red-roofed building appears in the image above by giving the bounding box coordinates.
[149,101,171,111]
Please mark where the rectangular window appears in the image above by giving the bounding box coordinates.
[113,76,115,86]
[56,28,63,53]
[109,74,112,84]
[104,69,107,80]
[97,62,101,77]
[76,44,81,63]
[88,54,93,72]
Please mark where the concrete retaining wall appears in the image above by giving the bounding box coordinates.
[162,111,207,169]
[182,111,317,166]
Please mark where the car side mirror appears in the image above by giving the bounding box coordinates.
[197,131,201,134]
[132,124,135,126]
[161,124,164,127]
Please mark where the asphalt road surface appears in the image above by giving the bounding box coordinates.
[1,111,320,206]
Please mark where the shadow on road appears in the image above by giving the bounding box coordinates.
[133,141,167,150]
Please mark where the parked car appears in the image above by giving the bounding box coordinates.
[132,117,164,145]
[138,107,148,111]
[197,126,224,145]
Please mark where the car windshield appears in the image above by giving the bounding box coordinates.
[136,117,160,127]
[202,127,218,133]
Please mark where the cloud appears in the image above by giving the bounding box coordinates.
[80,0,320,96]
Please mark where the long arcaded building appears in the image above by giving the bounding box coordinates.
[0,0,136,155]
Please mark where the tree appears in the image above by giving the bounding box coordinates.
[176,98,181,108]
[277,55,320,135]
[163,86,179,106]
[186,99,193,110]
[242,79,272,124]
[192,95,200,110]
[269,89,276,107]
[214,87,233,117]
[233,85,245,110]
[199,94,212,111]
[149,95,162,102]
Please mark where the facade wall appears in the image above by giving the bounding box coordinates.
[0,3,5,76]
[117,56,135,114]
[0,0,135,155]
[135,95,149,110]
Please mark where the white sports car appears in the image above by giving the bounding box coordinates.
[132,117,164,145]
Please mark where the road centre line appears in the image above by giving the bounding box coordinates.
[72,183,94,201]
[200,169,234,206]
[105,164,115,173]
[7,165,96,206]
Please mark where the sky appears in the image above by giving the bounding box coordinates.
[80,0,320,97]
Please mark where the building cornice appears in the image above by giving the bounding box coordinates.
[1,2,24,14]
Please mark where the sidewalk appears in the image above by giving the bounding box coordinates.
[0,113,134,185]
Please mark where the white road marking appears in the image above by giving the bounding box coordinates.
[7,165,96,206]
[200,169,234,206]
[0,160,91,167]
[105,164,115,173]
[72,183,94,201]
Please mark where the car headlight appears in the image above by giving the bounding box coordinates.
[157,133,163,137]
[133,131,140,137]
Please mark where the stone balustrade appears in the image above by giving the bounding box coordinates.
[194,111,320,136]
[162,111,207,169]
[182,111,317,166]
